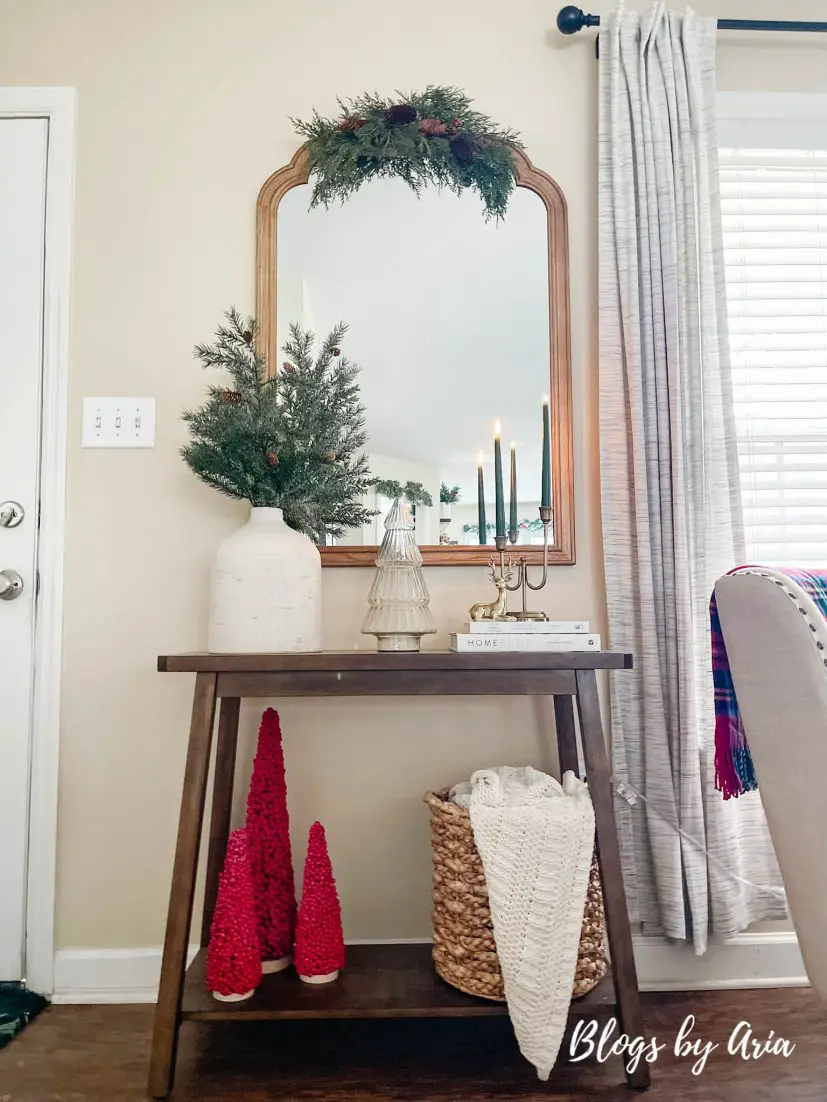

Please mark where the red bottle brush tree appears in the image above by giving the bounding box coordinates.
[246,708,296,972]
[294,821,346,983]
[206,828,262,1002]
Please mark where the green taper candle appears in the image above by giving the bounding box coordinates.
[541,395,551,509]
[477,451,487,545]
[494,421,505,539]
[509,443,518,536]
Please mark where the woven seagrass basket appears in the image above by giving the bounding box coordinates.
[424,788,608,1001]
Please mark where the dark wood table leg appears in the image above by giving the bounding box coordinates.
[554,694,581,778]
[148,672,218,1100]
[200,696,241,947]
[575,668,650,1091]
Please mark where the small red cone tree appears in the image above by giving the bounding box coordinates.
[294,821,345,983]
[245,708,296,969]
[206,828,262,1001]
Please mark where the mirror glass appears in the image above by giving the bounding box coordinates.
[277,179,551,549]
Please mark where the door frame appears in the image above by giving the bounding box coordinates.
[0,87,75,994]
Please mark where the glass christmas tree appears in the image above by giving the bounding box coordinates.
[362,499,436,651]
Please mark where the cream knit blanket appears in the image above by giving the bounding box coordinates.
[452,766,595,1080]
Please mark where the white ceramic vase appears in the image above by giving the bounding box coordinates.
[208,507,322,654]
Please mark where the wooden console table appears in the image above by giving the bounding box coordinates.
[149,651,649,1097]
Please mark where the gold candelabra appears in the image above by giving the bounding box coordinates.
[500,504,552,621]
[469,506,552,623]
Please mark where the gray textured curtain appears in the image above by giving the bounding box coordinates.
[598,2,786,953]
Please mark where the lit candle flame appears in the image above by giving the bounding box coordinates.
[477,450,484,466]
[494,420,502,439]
[542,394,549,406]
[510,441,516,452]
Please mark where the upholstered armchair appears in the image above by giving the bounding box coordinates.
[714,569,827,1001]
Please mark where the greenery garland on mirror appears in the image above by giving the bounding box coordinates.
[293,86,522,221]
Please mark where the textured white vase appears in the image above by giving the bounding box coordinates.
[208,507,322,653]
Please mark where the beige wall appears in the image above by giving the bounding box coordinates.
[2,0,826,950]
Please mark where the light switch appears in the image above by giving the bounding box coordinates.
[82,398,156,448]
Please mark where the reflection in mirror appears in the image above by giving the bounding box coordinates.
[277,179,552,550]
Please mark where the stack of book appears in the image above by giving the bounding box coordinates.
[449,620,600,652]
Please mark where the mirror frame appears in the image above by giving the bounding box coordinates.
[256,144,574,567]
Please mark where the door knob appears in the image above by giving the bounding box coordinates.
[0,501,24,528]
[0,569,24,600]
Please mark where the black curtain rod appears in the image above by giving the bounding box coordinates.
[557,6,827,36]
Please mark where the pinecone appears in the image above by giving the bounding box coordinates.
[266,452,279,468]
[419,118,448,137]
[281,361,295,372]
[449,134,476,167]
[385,103,417,126]
[243,329,254,345]
[331,346,341,357]
[220,390,242,404]
[326,451,338,462]
[339,116,367,132]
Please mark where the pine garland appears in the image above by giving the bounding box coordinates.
[462,518,544,535]
[293,86,522,221]
[372,479,433,509]
[181,309,376,541]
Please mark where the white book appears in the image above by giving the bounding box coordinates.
[466,619,590,635]
[450,633,602,652]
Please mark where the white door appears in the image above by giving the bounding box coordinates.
[0,117,49,981]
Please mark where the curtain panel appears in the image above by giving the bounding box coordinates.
[598,1,786,952]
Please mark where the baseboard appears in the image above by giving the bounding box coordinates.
[634,931,808,991]
[51,932,807,1004]
[52,945,201,1004]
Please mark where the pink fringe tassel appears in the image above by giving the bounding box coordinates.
[714,713,743,801]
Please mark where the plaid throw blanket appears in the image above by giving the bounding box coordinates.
[712,567,827,800]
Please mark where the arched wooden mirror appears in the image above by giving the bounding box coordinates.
[256,145,574,566]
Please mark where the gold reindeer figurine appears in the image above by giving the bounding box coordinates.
[469,559,517,622]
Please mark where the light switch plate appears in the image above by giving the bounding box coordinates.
[82,397,156,448]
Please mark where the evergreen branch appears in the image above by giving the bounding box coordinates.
[182,311,378,539]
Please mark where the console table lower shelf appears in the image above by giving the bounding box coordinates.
[148,651,649,1097]
[181,942,615,1021]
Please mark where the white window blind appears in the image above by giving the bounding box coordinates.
[720,148,827,567]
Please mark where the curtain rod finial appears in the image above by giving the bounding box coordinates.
[557,6,599,35]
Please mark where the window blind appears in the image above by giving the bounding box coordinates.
[720,148,827,567]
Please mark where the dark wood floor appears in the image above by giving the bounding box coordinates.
[2,988,826,1100]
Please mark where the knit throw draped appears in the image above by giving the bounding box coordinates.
[461,766,595,1080]
[712,566,827,799]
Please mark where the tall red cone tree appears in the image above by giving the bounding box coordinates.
[245,708,296,969]
[206,828,262,1001]
[294,821,345,983]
